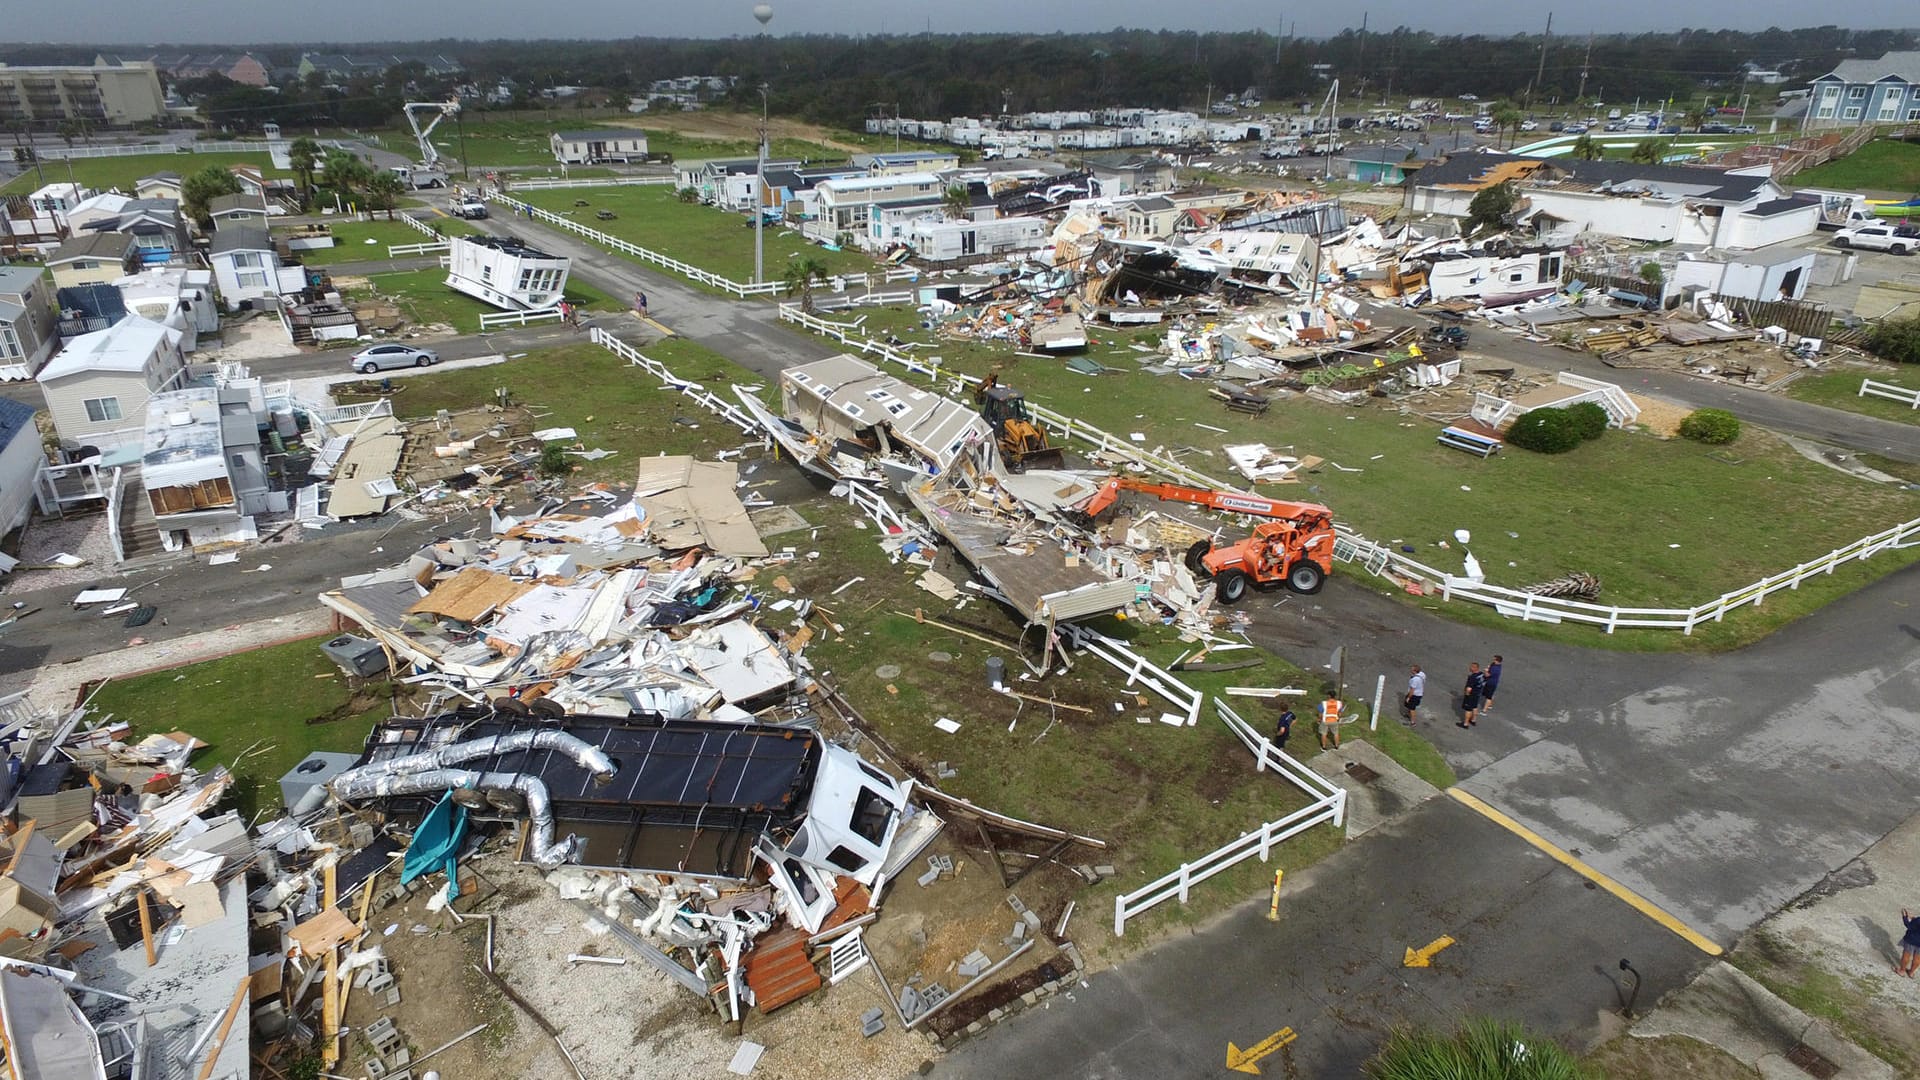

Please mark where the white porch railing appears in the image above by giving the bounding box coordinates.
[1860,378,1920,409]
[1059,624,1203,727]
[777,302,1920,636]
[1112,700,1347,937]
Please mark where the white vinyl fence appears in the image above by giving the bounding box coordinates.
[1860,378,1920,409]
[478,306,565,330]
[777,302,1920,636]
[587,327,757,433]
[1112,700,1347,936]
[485,191,920,299]
[504,175,676,191]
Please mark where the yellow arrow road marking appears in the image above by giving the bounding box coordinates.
[1403,935,1455,967]
[1225,1027,1295,1074]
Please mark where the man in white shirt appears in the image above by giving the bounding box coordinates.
[1404,666,1426,725]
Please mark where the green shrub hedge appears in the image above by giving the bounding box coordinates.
[1678,408,1741,445]
[1505,406,1583,454]
[1564,401,1610,441]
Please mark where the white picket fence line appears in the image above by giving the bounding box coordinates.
[1112,700,1346,937]
[1860,378,1920,409]
[398,213,442,238]
[485,191,922,299]
[809,290,916,312]
[587,326,757,433]
[479,306,565,330]
[387,241,451,258]
[778,302,1920,636]
[30,138,348,161]
[505,175,677,190]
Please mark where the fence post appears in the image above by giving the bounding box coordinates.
[1176,864,1191,904]
[1114,898,1126,938]
[1370,674,1384,731]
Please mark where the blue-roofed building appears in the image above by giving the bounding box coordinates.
[1807,51,1920,127]
[0,397,45,539]
[853,150,962,176]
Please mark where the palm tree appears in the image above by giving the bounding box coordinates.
[942,184,971,219]
[1491,103,1524,149]
[1682,107,1708,132]
[367,171,406,220]
[781,256,828,313]
[1570,133,1601,161]
[289,137,322,208]
[1629,139,1669,165]
[322,149,374,208]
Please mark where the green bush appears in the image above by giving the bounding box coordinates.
[1867,314,1920,365]
[538,442,571,475]
[1564,401,1610,441]
[1678,408,1741,445]
[1504,406,1583,454]
[1367,1018,1591,1080]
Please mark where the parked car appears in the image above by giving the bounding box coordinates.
[452,200,488,219]
[350,344,441,374]
[1563,123,1588,134]
[1700,123,1733,134]
[1833,224,1915,254]
[1604,121,1627,132]
[1548,121,1565,133]
[1732,125,1757,134]
[1519,119,1539,132]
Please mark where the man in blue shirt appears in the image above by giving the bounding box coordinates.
[1482,655,1503,712]
[1273,704,1296,750]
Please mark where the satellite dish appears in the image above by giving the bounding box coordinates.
[753,4,773,26]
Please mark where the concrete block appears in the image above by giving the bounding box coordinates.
[916,866,941,888]
[860,1007,886,1038]
[958,958,986,978]
[1011,920,1027,940]
[1093,865,1116,879]
[1022,909,1042,929]
[1006,894,1028,916]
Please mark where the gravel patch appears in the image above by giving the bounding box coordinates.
[4,512,118,593]
[487,863,937,1080]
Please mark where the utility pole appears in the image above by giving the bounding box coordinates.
[1577,32,1593,106]
[1275,14,1284,64]
[1529,13,1552,109]
[1355,13,1368,99]
[755,84,768,285]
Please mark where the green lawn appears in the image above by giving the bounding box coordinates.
[1787,368,1920,425]
[87,637,396,819]
[1,150,290,195]
[1793,139,1920,195]
[336,340,760,482]
[363,267,618,333]
[518,185,880,285]
[283,218,470,267]
[810,306,1920,650]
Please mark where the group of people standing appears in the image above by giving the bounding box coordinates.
[1403,656,1503,729]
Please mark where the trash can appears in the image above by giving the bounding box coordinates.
[985,657,1005,691]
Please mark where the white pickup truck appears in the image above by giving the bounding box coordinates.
[1833,223,1916,254]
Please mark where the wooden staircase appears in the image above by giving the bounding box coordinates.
[741,928,822,1013]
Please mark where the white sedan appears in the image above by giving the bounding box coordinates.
[350,343,441,374]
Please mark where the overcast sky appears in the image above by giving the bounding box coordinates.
[29,2,1917,45]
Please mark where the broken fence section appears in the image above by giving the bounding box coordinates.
[1111,699,1346,937]
[1059,624,1202,727]
[782,304,1920,637]
[588,326,758,434]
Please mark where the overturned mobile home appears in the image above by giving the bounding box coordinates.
[444,235,572,311]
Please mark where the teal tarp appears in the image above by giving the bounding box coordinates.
[401,790,469,899]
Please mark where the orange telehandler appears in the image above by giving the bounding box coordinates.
[1072,476,1337,602]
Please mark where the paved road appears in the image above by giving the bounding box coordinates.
[0,506,487,685]
[940,560,1920,1075]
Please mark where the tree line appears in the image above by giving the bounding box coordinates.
[6,25,1916,132]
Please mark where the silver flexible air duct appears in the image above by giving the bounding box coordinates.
[350,729,616,784]
[330,767,585,869]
